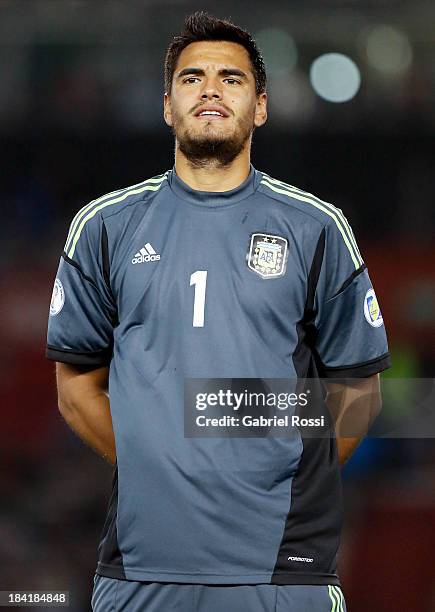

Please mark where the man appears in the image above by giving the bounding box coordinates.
[46,11,390,611]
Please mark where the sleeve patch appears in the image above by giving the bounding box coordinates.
[363,288,384,327]
[49,278,65,316]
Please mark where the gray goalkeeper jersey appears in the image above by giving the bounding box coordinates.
[46,165,390,585]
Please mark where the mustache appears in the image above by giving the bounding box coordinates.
[190,103,232,116]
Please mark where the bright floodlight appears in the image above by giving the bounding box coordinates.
[366,25,413,75]
[256,28,298,75]
[310,53,361,103]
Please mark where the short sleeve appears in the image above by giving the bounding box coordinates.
[314,218,391,378]
[46,212,117,367]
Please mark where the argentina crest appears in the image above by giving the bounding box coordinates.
[247,233,289,279]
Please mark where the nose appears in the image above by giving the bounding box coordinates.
[200,77,222,100]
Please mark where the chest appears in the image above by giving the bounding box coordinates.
[110,202,310,329]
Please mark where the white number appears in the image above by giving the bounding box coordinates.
[190,270,208,327]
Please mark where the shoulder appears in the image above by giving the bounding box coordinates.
[258,171,363,269]
[64,171,169,259]
[258,171,347,228]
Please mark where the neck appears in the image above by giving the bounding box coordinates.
[174,145,251,192]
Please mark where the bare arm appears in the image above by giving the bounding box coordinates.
[56,362,116,465]
[325,373,382,466]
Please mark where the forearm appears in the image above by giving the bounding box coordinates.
[336,436,362,466]
[59,391,116,465]
[326,374,382,467]
[56,363,116,465]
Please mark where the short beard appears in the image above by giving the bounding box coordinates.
[172,115,254,169]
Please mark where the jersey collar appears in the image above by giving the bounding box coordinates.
[168,163,261,208]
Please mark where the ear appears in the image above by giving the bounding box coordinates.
[254,92,267,128]
[163,92,172,126]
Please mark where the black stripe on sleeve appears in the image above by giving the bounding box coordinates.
[329,264,367,300]
[46,345,112,366]
[61,251,99,291]
[321,352,392,378]
[101,221,111,292]
[306,227,326,314]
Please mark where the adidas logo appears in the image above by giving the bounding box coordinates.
[132,243,161,264]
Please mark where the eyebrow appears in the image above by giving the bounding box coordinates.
[176,67,249,80]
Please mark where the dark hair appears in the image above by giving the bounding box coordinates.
[164,11,266,96]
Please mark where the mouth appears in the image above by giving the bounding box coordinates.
[194,106,230,120]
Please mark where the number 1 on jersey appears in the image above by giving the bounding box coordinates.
[190,270,207,327]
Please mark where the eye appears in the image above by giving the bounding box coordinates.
[224,78,240,85]
[183,77,200,84]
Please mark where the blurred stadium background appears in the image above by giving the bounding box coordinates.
[1,1,434,610]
